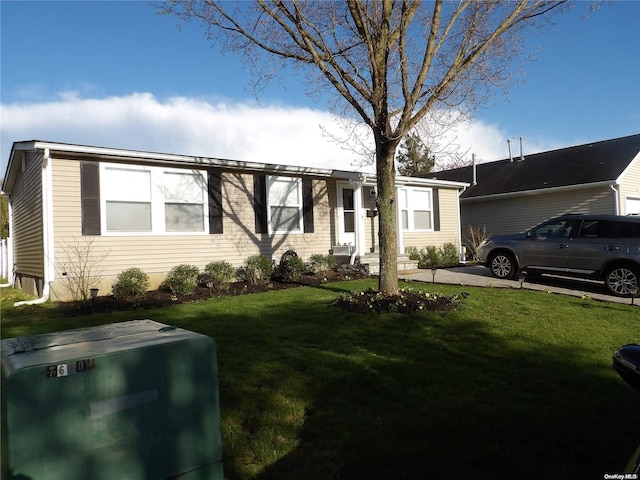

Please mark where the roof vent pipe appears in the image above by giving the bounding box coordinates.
[472,153,477,185]
[507,139,513,162]
[519,136,525,161]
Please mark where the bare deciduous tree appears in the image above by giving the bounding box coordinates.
[160,0,570,294]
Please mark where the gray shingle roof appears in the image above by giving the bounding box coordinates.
[425,134,640,198]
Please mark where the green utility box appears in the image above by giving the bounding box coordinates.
[1,320,223,480]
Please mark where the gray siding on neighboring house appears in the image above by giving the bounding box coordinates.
[427,135,640,244]
[620,154,640,214]
[11,151,45,295]
[461,185,616,239]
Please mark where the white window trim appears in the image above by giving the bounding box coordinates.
[267,175,303,234]
[100,162,209,236]
[400,187,434,232]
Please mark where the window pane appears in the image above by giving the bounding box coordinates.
[104,168,150,201]
[401,210,409,230]
[344,212,355,233]
[165,204,204,232]
[537,220,577,238]
[621,221,640,238]
[414,210,432,230]
[269,177,300,207]
[413,190,431,208]
[106,202,151,231]
[342,189,354,210]
[579,220,618,238]
[163,172,204,203]
[270,206,300,232]
[400,189,408,209]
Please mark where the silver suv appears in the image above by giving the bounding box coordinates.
[477,214,640,296]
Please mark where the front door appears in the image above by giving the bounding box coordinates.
[337,183,356,246]
[520,218,581,272]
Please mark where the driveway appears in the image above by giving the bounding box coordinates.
[399,264,639,306]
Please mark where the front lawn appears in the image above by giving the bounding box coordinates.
[2,280,639,479]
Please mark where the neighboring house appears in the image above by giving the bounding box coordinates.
[1,140,468,302]
[425,134,640,244]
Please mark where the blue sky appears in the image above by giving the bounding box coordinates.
[1,0,639,173]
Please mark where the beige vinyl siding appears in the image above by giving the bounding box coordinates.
[620,155,640,214]
[461,185,615,238]
[402,187,461,251]
[50,159,333,300]
[12,151,45,280]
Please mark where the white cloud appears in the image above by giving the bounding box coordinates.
[1,92,561,176]
[1,92,369,173]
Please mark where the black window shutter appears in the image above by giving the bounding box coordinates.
[302,177,314,233]
[432,188,440,232]
[208,170,223,234]
[253,174,268,233]
[80,161,101,235]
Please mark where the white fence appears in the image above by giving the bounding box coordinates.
[0,237,13,284]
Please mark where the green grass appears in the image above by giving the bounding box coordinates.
[2,280,639,479]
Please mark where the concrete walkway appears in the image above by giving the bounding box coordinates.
[398,264,639,307]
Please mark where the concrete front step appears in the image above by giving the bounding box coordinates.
[357,254,418,275]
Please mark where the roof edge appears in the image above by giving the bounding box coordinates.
[460,179,619,203]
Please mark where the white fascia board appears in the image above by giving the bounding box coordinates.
[396,175,469,189]
[460,180,619,203]
[16,140,336,177]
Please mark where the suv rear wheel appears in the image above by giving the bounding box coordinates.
[489,252,517,279]
[604,264,639,297]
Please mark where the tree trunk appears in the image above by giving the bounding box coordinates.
[376,139,399,295]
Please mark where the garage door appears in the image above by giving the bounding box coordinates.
[626,196,640,215]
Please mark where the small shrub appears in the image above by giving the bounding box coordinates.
[407,243,460,268]
[406,246,420,262]
[423,245,441,268]
[441,242,460,266]
[241,255,274,285]
[199,261,235,292]
[307,253,336,275]
[162,264,200,295]
[112,268,149,303]
[277,250,305,282]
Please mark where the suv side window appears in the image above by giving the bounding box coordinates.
[532,219,580,239]
[620,221,640,238]
[578,220,620,238]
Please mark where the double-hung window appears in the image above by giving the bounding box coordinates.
[400,188,433,231]
[267,176,302,233]
[101,163,207,234]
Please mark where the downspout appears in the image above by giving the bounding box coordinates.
[610,183,620,215]
[396,184,404,255]
[0,198,14,287]
[347,174,366,265]
[15,148,53,306]
[457,185,468,263]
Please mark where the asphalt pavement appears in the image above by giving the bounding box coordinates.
[398,264,639,306]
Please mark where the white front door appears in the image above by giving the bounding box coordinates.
[337,183,356,246]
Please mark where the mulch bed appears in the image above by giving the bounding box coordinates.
[57,270,366,316]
